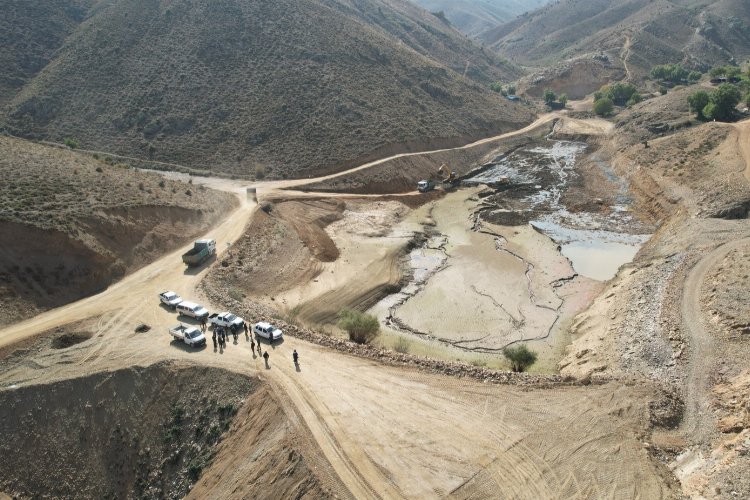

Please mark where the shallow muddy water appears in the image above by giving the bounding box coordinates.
[467,140,651,281]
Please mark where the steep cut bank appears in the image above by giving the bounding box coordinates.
[2,0,531,179]
[0,137,237,324]
[0,362,335,499]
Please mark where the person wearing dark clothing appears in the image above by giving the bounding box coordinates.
[212,330,217,349]
[293,350,299,365]
[250,337,255,355]
[263,351,269,367]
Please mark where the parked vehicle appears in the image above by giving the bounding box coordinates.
[169,324,206,347]
[159,290,183,309]
[209,312,245,330]
[253,322,283,342]
[175,301,209,320]
[182,239,216,266]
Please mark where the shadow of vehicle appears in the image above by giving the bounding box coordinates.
[169,339,207,352]
[182,254,217,276]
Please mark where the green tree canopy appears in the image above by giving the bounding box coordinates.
[593,97,614,116]
[687,90,710,118]
[704,83,742,121]
[543,88,557,105]
[650,64,690,83]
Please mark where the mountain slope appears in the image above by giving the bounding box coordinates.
[0,0,98,106]
[1,0,531,179]
[409,0,550,36]
[482,0,750,79]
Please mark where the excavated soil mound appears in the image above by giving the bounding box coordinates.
[0,362,333,499]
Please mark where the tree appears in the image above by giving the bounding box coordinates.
[599,82,638,106]
[558,94,568,107]
[593,97,614,116]
[706,83,741,120]
[506,84,516,96]
[503,345,537,372]
[543,88,557,105]
[64,138,79,149]
[688,71,702,82]
[687,90,710,118]
[726,66,742,79]
[338,308,380,344]
[650,63,689,83]
[489,81,503,93]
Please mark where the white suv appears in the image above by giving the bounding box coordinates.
[175,301,209,320]
[253,322,283,342]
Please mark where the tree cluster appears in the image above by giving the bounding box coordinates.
[688,84,742,121]
[543,89,568,108]
[649,64,701,84]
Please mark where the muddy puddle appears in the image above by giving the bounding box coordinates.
[467,140,651,281]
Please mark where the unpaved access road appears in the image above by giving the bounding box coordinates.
[0,114,676,499]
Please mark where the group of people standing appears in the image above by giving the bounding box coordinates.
[203,320,249,350]
[201,319,299,368]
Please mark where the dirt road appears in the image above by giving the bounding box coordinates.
[680,237,750,442]
[735,119,750,181]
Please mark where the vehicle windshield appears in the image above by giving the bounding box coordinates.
[187,331,199,339]
[165,293,176,299]
[225,314,236,321]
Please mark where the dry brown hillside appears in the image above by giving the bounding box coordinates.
[1,0,532,179]
[0,137,236,324]
[482,0,750,81]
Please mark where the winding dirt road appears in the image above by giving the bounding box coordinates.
[0,114,674,499]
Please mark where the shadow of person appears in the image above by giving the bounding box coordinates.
[295,362,301,373]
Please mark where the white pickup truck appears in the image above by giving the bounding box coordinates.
[208,312,245,330]
[169,324,206,348]
[159,290,183,309]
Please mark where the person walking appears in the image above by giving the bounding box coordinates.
[250,336,255,355]
[293,349,299,366]
[201,317,207,332]
[263,350,269,367]
[212,330,217,350]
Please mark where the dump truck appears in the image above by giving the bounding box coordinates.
[417,180,435,192]
[169,324,206,348]
[182,239,216,266]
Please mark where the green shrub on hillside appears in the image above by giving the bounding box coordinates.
[593,97,614,116]
[489,81,503,93]
[502,345,537,372]
[338,308,380,344]
[64,138,80,149]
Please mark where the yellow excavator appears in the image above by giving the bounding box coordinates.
[437,164,458,184]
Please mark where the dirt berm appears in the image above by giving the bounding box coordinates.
[0,361,337,499]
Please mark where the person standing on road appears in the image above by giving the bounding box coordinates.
[250,336,255,355]
[201,317,207,332]
[263,350,269,367]
[212,330,217,350]
[293,350,299,365]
